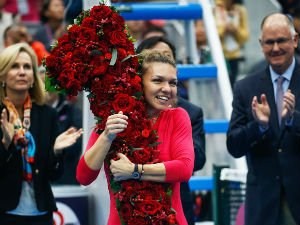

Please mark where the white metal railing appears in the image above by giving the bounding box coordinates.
[199,0,233,119]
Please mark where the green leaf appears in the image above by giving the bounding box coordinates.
[121,54,136,63]
[128,37,136,42]
[167,188,173,197]
[100,100,109,105]
[133,92,143,100]
[45,74,66,93]
[131,147,143,151]
[110,179,122,192]
[110,48,118,66]
[87,92,95,99]
[148,141,162,147]
[94,116,103,123]
[90,50,103,55]
[153,130,159,139]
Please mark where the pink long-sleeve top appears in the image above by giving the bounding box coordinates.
[77,107,194,225]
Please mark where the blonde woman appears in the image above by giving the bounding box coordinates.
[0,43,82,225]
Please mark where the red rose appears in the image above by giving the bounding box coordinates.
[78,27,97,42]
[92,61,109,76]
[81,17,98,29]
[139,199,162,215]
[90,5,112,20]
[112,93,135,114]
[109,31,126,47]
[110,12,125,31]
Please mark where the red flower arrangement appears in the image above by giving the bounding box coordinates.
[44,3,177,225]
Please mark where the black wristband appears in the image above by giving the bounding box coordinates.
[132,164,141,179]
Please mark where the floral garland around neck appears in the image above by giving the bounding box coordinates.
[44,2,177,224]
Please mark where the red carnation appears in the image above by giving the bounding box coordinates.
[142,129,149,138]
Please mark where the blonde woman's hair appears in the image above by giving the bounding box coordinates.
[0,43,45,105]
[139,49,177,77]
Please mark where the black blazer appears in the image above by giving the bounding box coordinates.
[177,96,206,225]
[177,96,206,171]
[0,103,63,212]
[227,61,300,224]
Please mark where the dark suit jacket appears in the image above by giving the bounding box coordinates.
[227,61,300,225]
[177,96,206,224]
[52,94,82,185]
[0,103,63,212]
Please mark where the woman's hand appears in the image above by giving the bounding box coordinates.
[54,127,83,154]
[103,111,128,142]
[110,153,134,181]
[1,109,15,149]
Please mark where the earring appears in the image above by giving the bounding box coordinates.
[2,82,5,87]
[30,83,33,88]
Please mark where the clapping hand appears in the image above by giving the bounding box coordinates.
[110,153,134,181]
[1,109,15,149]
[252,94,270,127]
[282,89,295,122]
[54,127,83,154]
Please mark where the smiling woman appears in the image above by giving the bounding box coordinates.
[77,50,194,225]
[140,50,178,118]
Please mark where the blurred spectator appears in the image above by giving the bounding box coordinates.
[214,0,249,88]
[4,24,49,65]
[33,0,66,52]
[126,20,145,47]
[40,67,83,185]
[3,0,43,23]
[63,0,82,25]
[143,25,167,40]
[0,0,20,51]
[276,0,299,16]
[137,36,176,61]
[195,19,212,64]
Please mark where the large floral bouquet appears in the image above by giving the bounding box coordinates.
[44,3,176,225]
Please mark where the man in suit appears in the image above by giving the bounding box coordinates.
[137,36,206,224]
[227,13,299,225]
